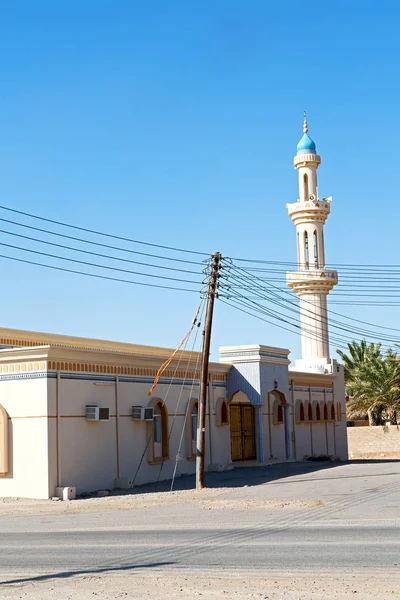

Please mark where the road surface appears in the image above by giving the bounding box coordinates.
[0,460,400,598]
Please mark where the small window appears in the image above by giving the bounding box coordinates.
[323,403,328,421]
[313,230,318,268]
[221,400,228,425]
[304,231,309,269]
[153,404,162,443]
[277,405,284,423]
[300,402,305,422]
[316,403,321,421]
[331,404,335,420]
[308,402,313,421]
[191,402,198,443]
[153,401,168,459]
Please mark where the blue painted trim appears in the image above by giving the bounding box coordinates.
[0,371,226,387]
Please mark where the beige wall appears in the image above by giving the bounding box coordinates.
[348,426,400,458]
[289,365,348,462]
[0,377,50,499]
[47,375,230,496]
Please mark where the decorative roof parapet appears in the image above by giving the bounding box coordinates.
[220,344,290,366]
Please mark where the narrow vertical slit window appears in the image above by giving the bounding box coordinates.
[304,231,309,269]
[297,232,300,269]
[303,173,308,200]
[313,230,318,268]
[191,402,198,443]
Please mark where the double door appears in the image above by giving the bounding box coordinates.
[230,403,256,461]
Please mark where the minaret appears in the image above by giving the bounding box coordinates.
[286,113,338,373]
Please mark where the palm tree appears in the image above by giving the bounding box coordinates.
[345,348,400,425]
[337,340,382,425]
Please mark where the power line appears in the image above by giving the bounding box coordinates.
[3,204,400,272]
[0,227,202,275]
[0,241,203,285]
[0,205,208,257]
[0,216,204,266]
[219,283,395,349]
[220,261,400,342]
[0,253,202,293]
[223,260,400,334]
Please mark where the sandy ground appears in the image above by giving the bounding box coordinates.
[0,488,324,517]
[2,462,400,599]
[0,569,398,600]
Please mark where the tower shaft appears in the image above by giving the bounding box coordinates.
[286,115,338,373]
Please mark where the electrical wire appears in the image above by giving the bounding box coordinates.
[129,302,203,489]
[0,204,208,256]
[222,260,400,336]
[219,265,399,349]
[0,241,202,285]
[0,253,203,293]
[0,226,203,275]
[0,216,204,266]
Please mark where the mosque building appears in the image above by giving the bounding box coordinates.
[0,119,348,499]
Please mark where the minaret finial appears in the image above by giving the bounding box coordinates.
[303,110,308,134]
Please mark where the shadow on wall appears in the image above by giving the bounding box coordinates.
[226,367,261,405]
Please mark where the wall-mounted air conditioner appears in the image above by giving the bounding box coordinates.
[132,406,154,422]
[86,405,110,422]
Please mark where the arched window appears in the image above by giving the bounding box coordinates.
[313,230,318,268]
[331,404,335,420]
[277,405,284,424]
[303,173,308,200]
[316,403,321,421]
[153,401,168,460]
[308,402,313,421]
[221,400,228,425]
[304,231,309,269]
[323,403,328,421]
[300,402,305,422]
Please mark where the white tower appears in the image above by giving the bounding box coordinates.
[286,113,338,373]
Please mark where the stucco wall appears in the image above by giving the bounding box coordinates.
[47,374,230,496]
[348,425,400,457]
[0,377,50,499]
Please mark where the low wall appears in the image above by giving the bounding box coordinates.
[347,425,400,458]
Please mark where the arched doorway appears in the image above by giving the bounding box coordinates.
[229,392,256,461]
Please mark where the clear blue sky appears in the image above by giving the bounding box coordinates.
[0,1,399,361]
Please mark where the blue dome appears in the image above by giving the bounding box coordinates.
[297,133,316,153]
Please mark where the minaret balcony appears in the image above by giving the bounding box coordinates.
[294,153,321,168]
[286,198,331,225]
[286,269,338,295]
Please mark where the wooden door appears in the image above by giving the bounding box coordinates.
[230,403,256,461]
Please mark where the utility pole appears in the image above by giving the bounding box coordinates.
[196,252,221,490]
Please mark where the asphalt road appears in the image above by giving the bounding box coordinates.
[1,460,400,583]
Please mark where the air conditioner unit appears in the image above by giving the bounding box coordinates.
[86,405,110,422]
[132,406,154,422]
